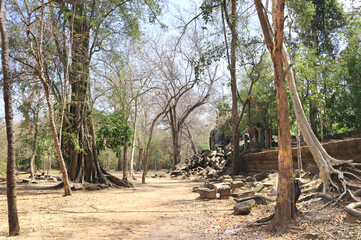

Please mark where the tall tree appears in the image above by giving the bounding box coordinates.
[0,0,20,235]
[51,0,164,186]
[255,0,295,233]
[289,0,346,136]
[21,0,72,196]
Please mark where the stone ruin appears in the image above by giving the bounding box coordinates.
[170,147,232,180]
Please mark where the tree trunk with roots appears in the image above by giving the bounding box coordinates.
[66,2,130,187]
[255,0,296,233]
[283,44,361,202]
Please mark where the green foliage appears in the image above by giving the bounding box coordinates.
[289,0,346,55]
[215,96,231,118]
[96,110,133,155]
[148,132,173,170]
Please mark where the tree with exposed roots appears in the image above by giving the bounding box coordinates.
[255,0,361,232]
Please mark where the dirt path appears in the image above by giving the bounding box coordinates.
[0,172,242,240]
[0,172,360,240]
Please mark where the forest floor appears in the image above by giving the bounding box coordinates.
[0,171,359,240]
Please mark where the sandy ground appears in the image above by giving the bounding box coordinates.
[0,172,360,240]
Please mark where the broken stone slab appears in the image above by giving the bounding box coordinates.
[219,186,231,198]
[192,186,201,193]
[233,195,269,205]
[220,175,232,182]
[254,183,264,193]
[254,172,268,181]
[198,188,217,199]
[268,188,277,196]
[299,233,320,239]
[231,181,245,189]
[245,176,256,182]
[72,183,84,191]
[262,181,275,187]
[231,189,255,198]
[245,182,255,188]
[233,175,245,180]
[213,183,230,192]
[233,199,256,215]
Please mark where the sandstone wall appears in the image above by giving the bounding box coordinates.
[243,138,361,172]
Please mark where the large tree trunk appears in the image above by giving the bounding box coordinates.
[66,2,129,187]
[255,0,296,233]
[0,0,20,235]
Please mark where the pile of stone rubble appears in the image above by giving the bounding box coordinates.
[170,148,231,179]
[193,171,316,215]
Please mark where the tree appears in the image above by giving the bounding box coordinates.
[17,83,45,179]
[0,0,20,235]
[255,0,296,233]
[19,0,72,196]
[50,0,165,186]
[289,0,346,136]
[96,110,132,182]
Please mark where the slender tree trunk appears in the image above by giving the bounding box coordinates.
[123,147,128,181]
[248,102,253,151]
[169,106,181,168]
[0,0,20,235]
[129,99,138,180]
[296,123,303,171]
[29,148,37,180]
[310,17,318,136]
[255,0,295,233]
[29,124,39,179]
[186,126,197,155]
[222,0,242,175]
[117,150,122,171]
[27,2,72,196]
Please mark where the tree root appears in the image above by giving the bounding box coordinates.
[345,202,361,223]
[298,192,334,203]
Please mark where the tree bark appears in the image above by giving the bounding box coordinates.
[0,0,20,235]
[65,2,130,187]
[255,0,295,233]
[117,150,122,171]
[169,106,181,168]
[283,44,360,196]
[129,98,138,180]
[296,123,303,171]
[123,147,128,181]
[29,121,39,179]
